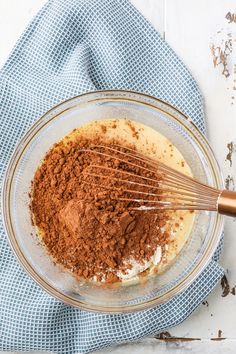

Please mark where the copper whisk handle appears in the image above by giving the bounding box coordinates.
[218,190,236,217]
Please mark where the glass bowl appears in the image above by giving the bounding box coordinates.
[2,90,224,313]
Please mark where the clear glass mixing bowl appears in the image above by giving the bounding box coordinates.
[2,90,224,313]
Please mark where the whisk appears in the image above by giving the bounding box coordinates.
[81,144,236,217]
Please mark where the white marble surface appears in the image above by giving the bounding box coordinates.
[1,0,236,353]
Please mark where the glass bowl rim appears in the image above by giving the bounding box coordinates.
[1,89,224,313]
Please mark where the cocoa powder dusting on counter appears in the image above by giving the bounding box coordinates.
[30,134,169,284]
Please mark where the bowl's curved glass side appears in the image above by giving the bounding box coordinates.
[3,90,224,313]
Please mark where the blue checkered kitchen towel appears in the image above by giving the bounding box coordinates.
[0,0,224,353]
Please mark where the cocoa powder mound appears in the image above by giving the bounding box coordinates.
[30,134,169,283]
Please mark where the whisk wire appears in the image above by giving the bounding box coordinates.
[84,167,218,203]
[80,145,221,212]
[92,144,220,195]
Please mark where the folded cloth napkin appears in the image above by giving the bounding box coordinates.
[0,0,224,353]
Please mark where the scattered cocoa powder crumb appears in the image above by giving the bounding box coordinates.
[125,120,139,139]
[100,125,107,134]
[181,161,185,167]
[30,134,170,284]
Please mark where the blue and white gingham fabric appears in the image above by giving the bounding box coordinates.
[0,0,224,353]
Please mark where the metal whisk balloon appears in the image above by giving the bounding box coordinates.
[81,144,236,217]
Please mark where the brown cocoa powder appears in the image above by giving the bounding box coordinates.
[30,134,169,283]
